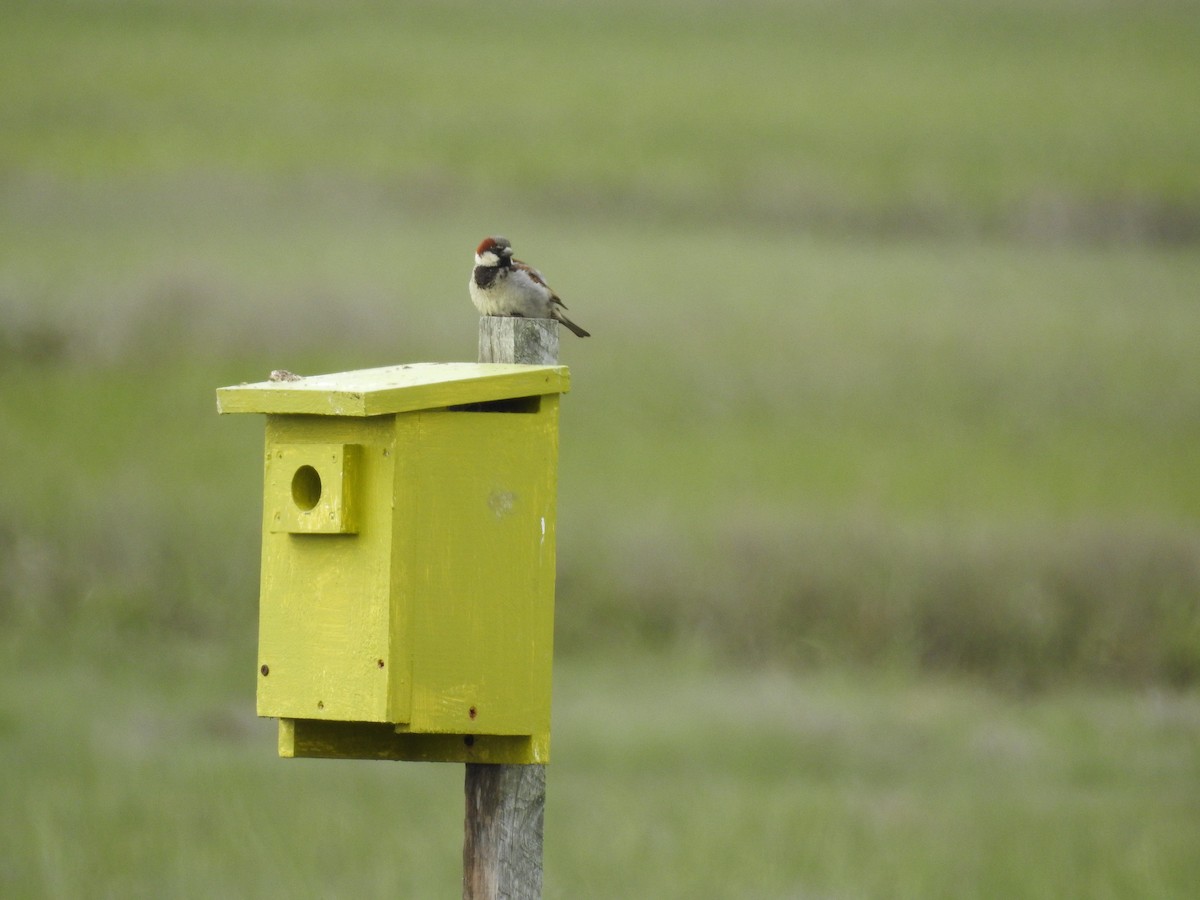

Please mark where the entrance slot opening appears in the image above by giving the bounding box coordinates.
[292,465,322,510]
[447,395,541,414]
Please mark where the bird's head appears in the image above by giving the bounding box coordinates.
[475,235,514,267]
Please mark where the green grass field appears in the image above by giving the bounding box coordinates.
[3,650,1198,898]
[3,0,1200,895]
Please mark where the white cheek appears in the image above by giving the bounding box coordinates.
[476,251,501,266]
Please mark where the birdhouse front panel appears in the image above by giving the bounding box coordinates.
[256,414,408,725]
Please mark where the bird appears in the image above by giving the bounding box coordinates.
[469,236,590,337]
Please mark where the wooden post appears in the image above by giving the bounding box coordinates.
[464,316,556,900]
[478,315,559,369]
[464,762,546,899]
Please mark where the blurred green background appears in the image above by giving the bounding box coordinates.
[2,1,1199,896]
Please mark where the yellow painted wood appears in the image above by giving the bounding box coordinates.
[278,719,549,765]
[394,400,558,739]
[219,362,564,762]
[266,443,360,534]
[216,362,569,417]
[256,416,402,725]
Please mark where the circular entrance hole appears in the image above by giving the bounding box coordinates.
[292,465,322,510]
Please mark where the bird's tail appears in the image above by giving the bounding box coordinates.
[556,311,590,338]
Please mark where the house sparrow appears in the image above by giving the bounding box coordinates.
[469,236,590,337]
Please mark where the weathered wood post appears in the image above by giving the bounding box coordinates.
[464,316,557,900]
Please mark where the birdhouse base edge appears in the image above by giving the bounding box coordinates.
[277,718,549,764]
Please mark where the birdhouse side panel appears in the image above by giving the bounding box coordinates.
[398,399,559,737]
[256,415,402,724]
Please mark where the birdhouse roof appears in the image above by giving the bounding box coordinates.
[216,362,569,417]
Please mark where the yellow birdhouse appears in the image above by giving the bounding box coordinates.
[216,362,569,764]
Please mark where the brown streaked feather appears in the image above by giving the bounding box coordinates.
[514,258,571,308]
[512,259,546,286]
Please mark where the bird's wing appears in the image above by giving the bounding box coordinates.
[514,259,570,308]
[511,259,547,286]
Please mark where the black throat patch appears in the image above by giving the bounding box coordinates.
[473,265,505,289]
